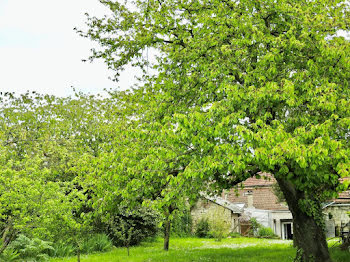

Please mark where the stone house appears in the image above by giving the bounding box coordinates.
[224,174,294,239]
[323,191,350,237]
[191,194,243,234]
[191,174,350,240]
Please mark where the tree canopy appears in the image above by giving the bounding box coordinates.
[81,1,350,261]
[0,92,118,255]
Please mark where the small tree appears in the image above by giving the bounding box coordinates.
[110,219,134,256]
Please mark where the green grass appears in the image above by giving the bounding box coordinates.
[50,237,350,262]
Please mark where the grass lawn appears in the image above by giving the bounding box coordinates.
[51,237,350,262]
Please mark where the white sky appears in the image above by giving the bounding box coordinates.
[0,0,138,97]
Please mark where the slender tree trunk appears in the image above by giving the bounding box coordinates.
[163,217,171,251]
[163,205,175,251]
[0,219,13,254]
[76,244,81,262]
[0,238,10,255]
[276,177,332,262]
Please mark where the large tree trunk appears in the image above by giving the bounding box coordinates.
[276,178,332,262]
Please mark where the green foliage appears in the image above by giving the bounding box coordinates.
[49,234,113,258]
[0,92,108,252]
[272,183,286,203]
[257,227,279,239]
[49,242,75,258]
[205,209,231,241]
[209,221,230,242]
[9,235,54,261]
[195,218,211,238]
[248,219,278,239]
[171,210,193,237]
[229,232,242,238]
[80,234,113,254]
[80,3,350,259]
[249,218,260,236]
[0,92,124,256]
[0,248,19,262]
[103,206,159,247]
[81,0,350,220]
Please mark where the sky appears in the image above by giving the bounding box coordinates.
[1,1,349,97]
[0,0,138,97]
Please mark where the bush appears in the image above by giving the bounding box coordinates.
[229,232,242,238]
[249,218,260,236]
[9,234,54,261]
[81,234,113,254]
[257,227,279,239]
[195,218,210,238]
[49,234,113,258]
[207,212,231,241]
[49,241,75,257]
[210,221,230,241]
[0,248,19,262]
[171,209,193,237]
[104,206,159,247]
[247,218,278,239]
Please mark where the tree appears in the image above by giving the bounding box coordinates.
[89,91,198,251]
[81,1,350,261]
[0,92,110,255]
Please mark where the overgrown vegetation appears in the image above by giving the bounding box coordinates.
[171,210,193,237]
[0,234,114,261]
[250,218,279,239]
[0,93,162,261]
[195,218,211,238]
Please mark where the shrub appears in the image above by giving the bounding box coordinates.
[49,234,113,258]
[0,248,19,262]
[195,218,210,238]
[9,234,54,261]
[49,241,75,257]
[249,218,260,236]
[248,218,278,239]
[257,227,279,239]
[229,232,241,238]
[81,234,113,254]
[171,209,193,237]
[104,206,159,247]
[209,218,230,242]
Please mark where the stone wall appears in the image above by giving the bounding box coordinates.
[324,205,350,229]
[191,198,240,233]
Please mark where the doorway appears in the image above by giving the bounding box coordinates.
[282,222,293,240]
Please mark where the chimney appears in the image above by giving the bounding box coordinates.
[245,190,254,208]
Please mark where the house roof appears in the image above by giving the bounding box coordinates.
[333,191,350,204]
[242,173,275,187]
[238,174,350,207]
[202,194,243,214]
